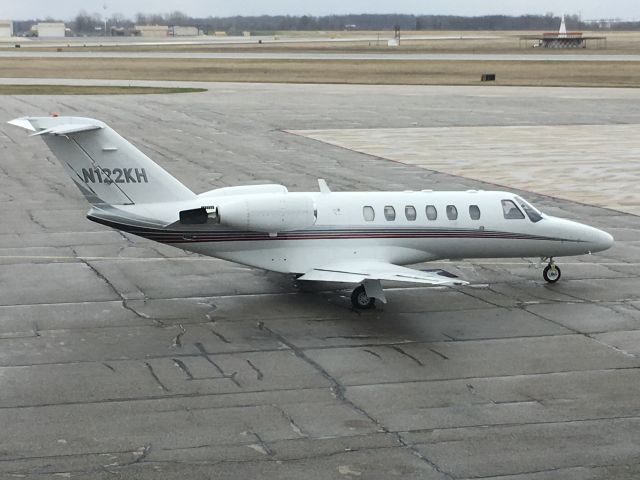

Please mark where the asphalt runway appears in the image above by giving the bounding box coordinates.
[1,82,640,479]
[2,50,640,61]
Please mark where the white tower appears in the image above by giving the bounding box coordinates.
[559,15,567,38]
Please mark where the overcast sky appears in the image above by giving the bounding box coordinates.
[3,0,638,21]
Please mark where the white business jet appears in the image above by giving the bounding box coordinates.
[9,116,614,309]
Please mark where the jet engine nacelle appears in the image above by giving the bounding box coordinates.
[218,194,316,233]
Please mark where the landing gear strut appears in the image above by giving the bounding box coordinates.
[543,258,561,283]
[351,285,376,310]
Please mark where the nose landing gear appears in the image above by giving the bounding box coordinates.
[542,258,561,283]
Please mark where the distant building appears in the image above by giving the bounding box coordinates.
[134,25,169,37]
[0,20,13,38]
[170,26,200,37]
[519,15,606,49]
[36,22,66,38]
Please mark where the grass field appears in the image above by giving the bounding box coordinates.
[10,30,639,55]
[2,57,640,88]
[0,85,207,95]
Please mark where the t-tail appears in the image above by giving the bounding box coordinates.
[8,116,195,206]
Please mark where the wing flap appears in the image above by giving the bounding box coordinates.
[298,261,467,286]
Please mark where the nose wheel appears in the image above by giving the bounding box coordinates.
[543,259,561,283]
[351,285,376,309]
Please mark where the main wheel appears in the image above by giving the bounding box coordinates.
[543,264,561,283]
[351,285,375,310]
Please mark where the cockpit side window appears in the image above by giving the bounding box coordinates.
[515,196,544,223]
[502,199,525,219]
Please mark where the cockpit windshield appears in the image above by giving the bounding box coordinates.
[515,196,544,223]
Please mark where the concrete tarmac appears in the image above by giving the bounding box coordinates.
[1,82,640,479]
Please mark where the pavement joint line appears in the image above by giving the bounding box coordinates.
[2,330,639,370]
[257,321,456,478]
[0,365,640,410]
[398,414,640,445]
[0,255,639,267]
[98,443,406,472]
[457,461,640,480]
[2,275,638,309]
[0,332,594,366]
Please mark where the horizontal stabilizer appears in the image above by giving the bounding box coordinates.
[7,117,36,131]
[9,116,103,136]
[30,123,103,136]
[298,260,468,287]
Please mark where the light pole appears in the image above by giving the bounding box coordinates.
[103,3,108,36]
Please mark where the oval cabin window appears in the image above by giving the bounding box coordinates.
[384,206,396,221]
[405,205,417,221]
[426,205,437,221]
[363,206,375,222]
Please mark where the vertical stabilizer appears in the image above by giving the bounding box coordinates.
[9,116,195,206]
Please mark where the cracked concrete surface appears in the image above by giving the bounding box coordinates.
[1,82,639,478]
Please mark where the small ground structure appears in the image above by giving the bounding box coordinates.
[0,20,13,38]
[36,22,65,38]
[170,26,200,36]
[134,25,169,37]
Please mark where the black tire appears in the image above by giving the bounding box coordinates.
[543,265,561,283]
[351,285,376,309]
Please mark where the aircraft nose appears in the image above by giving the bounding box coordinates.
[589,228,614,253]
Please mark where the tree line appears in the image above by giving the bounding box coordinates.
[12,12,640,36]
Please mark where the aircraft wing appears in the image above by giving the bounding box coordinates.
[298,260,468,287]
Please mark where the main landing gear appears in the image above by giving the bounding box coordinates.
[350,280,387,310]
[351,285,376,309]
[542,258,561,283]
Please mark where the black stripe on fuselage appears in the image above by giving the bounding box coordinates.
[87,214,579,245]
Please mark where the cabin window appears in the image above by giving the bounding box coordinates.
[446,205,458,220]
[384,206,396,221]
[405,205,417,221]
[502,199,525,219]
[426,205,437,221]
[363,206,375,222]
[515,196,543,223]
[469,205,481,220]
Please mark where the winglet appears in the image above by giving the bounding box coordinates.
[318,179,331,194]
